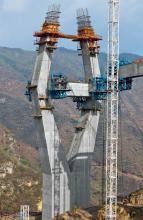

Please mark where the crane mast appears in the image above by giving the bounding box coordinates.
[106,0,120,219]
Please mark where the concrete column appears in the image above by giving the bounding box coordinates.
[31,42,71,220]
[68,42,101,208]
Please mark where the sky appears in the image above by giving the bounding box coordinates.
[0,0,142,54]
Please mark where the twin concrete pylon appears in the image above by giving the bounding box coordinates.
[28,6,102,220]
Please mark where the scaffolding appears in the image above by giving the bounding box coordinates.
[53,122,61,217]
[20,205,29,220]
[46,4,61,24]
[105,0,120,219]
[77,8,91,29]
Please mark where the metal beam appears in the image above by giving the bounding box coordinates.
[119,62,143,78]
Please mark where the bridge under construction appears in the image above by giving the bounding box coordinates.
[25,2,143,220]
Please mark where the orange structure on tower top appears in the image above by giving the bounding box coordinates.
[34,5,102,52]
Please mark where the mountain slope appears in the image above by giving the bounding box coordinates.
[0,46,143,203]
[0,124,42,214]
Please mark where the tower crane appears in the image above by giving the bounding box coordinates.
[105,0,120,219]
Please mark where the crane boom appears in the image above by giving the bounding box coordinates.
[106,0,120,219]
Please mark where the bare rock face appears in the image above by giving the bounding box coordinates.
[97,206,128,220]
[97,205,143,220]
[129,188,143,206]
[51,206,143,220]
[52,208,92,220]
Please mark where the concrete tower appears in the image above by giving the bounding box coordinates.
[29,6,71,220]
[67,8,102,207]
[26,5,143,220]
[27,6,103,219]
